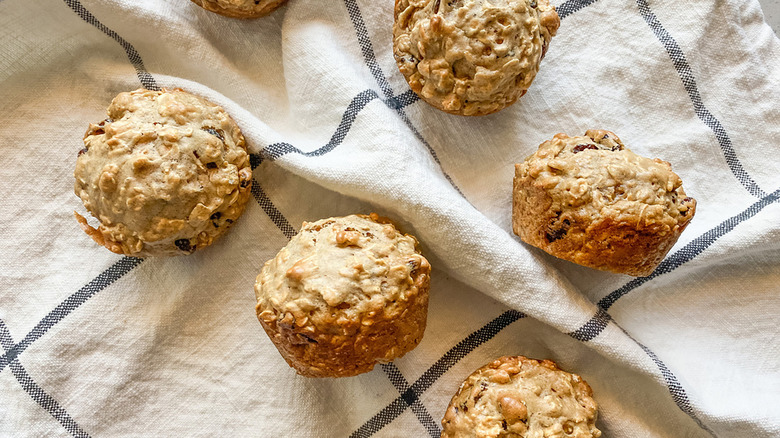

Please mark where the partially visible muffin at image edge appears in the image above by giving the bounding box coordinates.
[190,0,288,18]
[74,88,253,257]
[393,0,560,116]
[441,356,601,438]
[513,130,696,276]
[254,214,431,378]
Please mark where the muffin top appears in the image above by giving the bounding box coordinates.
[191,0,288,18]
[74,88,252,256]
[393,0,560,115]
[517,129,695,235]
[442,356,601,438]
[255,214,429,323]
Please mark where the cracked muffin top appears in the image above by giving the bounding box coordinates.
[254,214,431,377]
[74,88,252,257]
[442,356,601,438]
[393,0,559,116]
[512,130,696,276]
[190,0,288,18]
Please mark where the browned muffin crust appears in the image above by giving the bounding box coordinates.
[74,88,252,257]
[254,214,431,377]
[190,0,288,18]
[393,0,559,116]
[512,130,696,276]
[441,356,601,438]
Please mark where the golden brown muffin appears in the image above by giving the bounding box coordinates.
[393,0,560,116]
[74,88,252,257]
[512,130,696,276]
[441,356,601,438]
[190,0,288,18]
[254,214,431,377]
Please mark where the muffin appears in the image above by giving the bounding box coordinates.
[512,130,696,276]
[393,0,560,116]
[190,0,288,18]
[74,88,252,257]
[254,214,431,377]
[441,356,601,438]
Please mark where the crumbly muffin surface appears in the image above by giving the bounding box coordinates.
[74,88,252,257]
[393,0,560,116]
[512,130,696,276]
[441,356,601,438]
[190,0,288,18]
[255,214,431,377]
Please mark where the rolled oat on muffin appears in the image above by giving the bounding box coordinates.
[254,213,431,378]
[393,0,560,116]
[74,88,252,257]
[190,0,288,18]
[441,356,601,438]
[512,130,696,276]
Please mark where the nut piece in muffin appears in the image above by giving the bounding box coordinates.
[513,130,696,276]
[254,214,431,378]
[393,0,560,116]
[74,88,253,257]
[190,0,288,18]
[441,356,601,438]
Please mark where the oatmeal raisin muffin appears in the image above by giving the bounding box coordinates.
[254,214,431,377]
[393,0,560,116]
[74,88,252,257]
[190,0,288,18]
[513,130,696,276]
[441,356,601,438]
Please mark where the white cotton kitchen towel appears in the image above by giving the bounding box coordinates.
[1,0,779,436]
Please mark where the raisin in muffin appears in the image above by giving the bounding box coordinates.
[441,356,601,438]
[74,88,252,257]
[513,130,696,276]
[190,0,288,18]
[393,0,560,116]
[254,214,431,378]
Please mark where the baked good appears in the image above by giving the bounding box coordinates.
[74,88,252,257]
[441,356,601,438]
[393,0,560,116]
[254,214,431,377]
[512,130,696,276]
[190,0,288,18]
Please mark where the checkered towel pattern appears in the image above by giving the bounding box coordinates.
[1,0,779,436]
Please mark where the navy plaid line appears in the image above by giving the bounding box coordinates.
[0,256,143,373]
[0,321,15,351]
[391,90,420,109]
[0,2,156,435]
[246,170,442,436]
[343,0,466,198]
[556,0,601,20]
[599,187,780,310]
[350,397,412,438]
[559,188,780,435]
[355,181,779,436]
[255,89,381,163]
[245,174,445,436]
[62,0,158,91]
[380,363,441,437]
[8,362,91,438]
[616,325,717,437]
[251,88,422,165]
[352,310,526,436]
[0,320,90,438]
[344,0,394,98]
[249,177,297,239]
[567,307,611,342]
[565,187,780,345]
[636,0,766,198]
[349,0,603,433]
